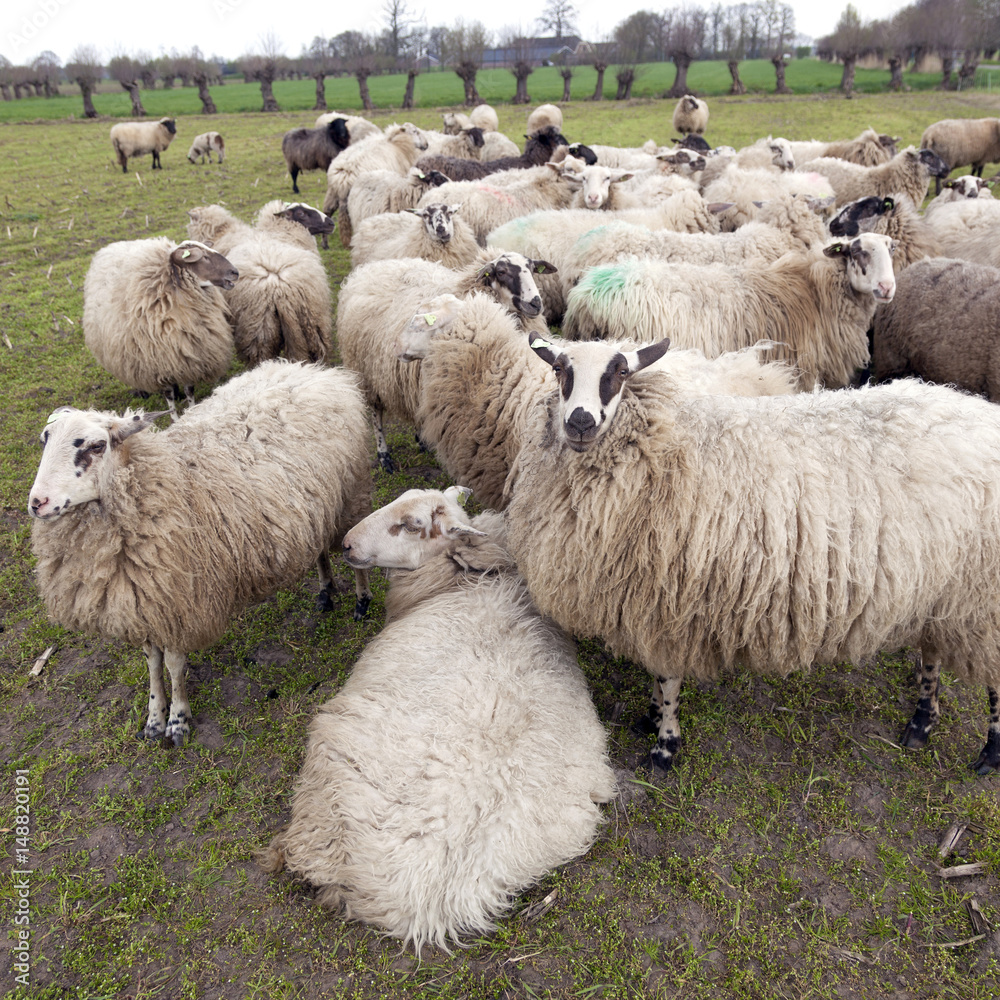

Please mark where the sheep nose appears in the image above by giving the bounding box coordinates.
[565,408,597,439]
[876,280,895,301]
[28,494,48,517]
[518,296,542,317]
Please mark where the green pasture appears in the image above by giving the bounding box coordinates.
[1,94,999,999]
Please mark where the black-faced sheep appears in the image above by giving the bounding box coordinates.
[672,95,708,135]
[260,486,612,953]
[349,203,480,270]
[562,233,897,390]
[83,238,237,418]
[800,147,949,207]
[414,125,569,183]
[828,194,940,272]
[921,117,1000,193]
[282,118,351,194]
[186,131,225,164]
[788,128,894,169]
[110,117,177,173]
[28,361,374,746]
[505,339,1000,775]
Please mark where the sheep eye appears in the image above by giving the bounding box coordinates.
[402,521,421,534]
[89,441,107,456]
[40,431,49,447]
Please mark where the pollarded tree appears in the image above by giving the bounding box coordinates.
[448,20,490,105]
[666,6,708,98]
[0,57,12,102]
[589,39,614,100]
[241,32,283,111]
[720,4,749,94]
[560,65,573,101]
[500,28,536,104]
[302,37,334,110]
[108,53,147,116]
[820,4,873,95]
[190,48,217,114]
[536,0,579,39]
[763,1,795,94]
[32,51,61,96]
[65,45,102,118]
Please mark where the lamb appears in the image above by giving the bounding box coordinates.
[788,128,893,169]
[186,131,225,164]
[672,95,708,135]
[337,251,556,471]
[322,123,429,217]
[315,111,381,144]
[350,203,480,270]
[413,125,569,183]
[561,233,897,390]
[397,293,798,510]
[828,194,940,272]
[28,361,374,746]
[344,167,450,234]
[526,103,563,134]
[920,197,1000,269]
[799,147,949,207]
[83,238,237,418]
[186,204,333,366]
[109,117,177,173]
[504,338,1000,775]
[261,486,613,952]
[872,257,1000,399]
[921,117,1000,193]
[282,118,351,194]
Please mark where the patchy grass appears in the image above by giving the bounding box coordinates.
[2,94,999,1000]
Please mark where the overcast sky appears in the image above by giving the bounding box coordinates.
[3,0,908,65]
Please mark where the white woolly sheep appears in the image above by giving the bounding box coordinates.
[186,131,225,164]
[921,196,1000,269]
[419,126,486,159]
[315,111,380,143]
[350,203,480,270]
[672,95,708,135]
[398,293,797,510]
[701,165,836,229]
[83,238,237,418]
[921,117,1000,193]
[800,147,949,207]
[337,251,556,471]
[788,128,894,169]
[928,174,994,204]
[570,165,637,211]
[28,361,374,746]
[526,102,562,135]
[261,486,613,952]
[566,140,662,171]
[344,167,450,234]
[872,257,1000,399]
[110,117,177,173]
[562,233,897,390]
[698,136,795,189]
[282,118,351,194]
[505,339,1000,774]
[828,194,940,272]
[253,200,336,252]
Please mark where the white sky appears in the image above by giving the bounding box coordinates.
[2,0,907,65]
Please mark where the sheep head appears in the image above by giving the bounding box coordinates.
[822,233,896,302]
[828,195,896,237]
[159,117,177,135]
[768,138,795,171]
[409,203,461,245]
[476,252,556,319]
[28,407,165,519]
[342,487,485,572]
[579,166,634,209]
[327,117,350,150]
[169,241,239,290]
[915,147,950,179]
[276,202,335,236]
[529,335,670,452]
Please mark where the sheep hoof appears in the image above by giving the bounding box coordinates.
[166,717,190,747]
[899,712,935,749]
[316,588,335,613]
[353,595,372,621]
[648,736,681,774]
[971,733,1000,775]
[377,451,395,474]
[629,712,659,736]
[138,722,165,742]
[415,433,429,453]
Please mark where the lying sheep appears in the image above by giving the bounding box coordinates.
[505,339,1000,774]
[28,361,373,746]
[83,238,237,418]
[921,196,1000,268]
[828,194,940,272]
[350,203,480,270]
[444,105,501,134]
[337,251,556,471]
[921,117,1000,193]
[344,167,450,234]
[800,147,949,207]
[788,128,893,169]
[186,131,225,164]
[414,125,568,183]
[282,118,351,194]
[110,117,177,173]
[261,486,613,952]
[566,140,661,171]
[698,136,795,188]
[924,175,995,216]
[872,257,1000,399]
[562,233,897,390]
[701,166,836,229]
[672,95,708,135]
[398,293,797,510]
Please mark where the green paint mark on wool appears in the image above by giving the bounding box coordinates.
[580,262,633,302]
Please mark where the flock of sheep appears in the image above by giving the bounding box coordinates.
[23,96,1000,953]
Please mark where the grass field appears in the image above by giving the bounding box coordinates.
[2,93,1000,999]
[0,58,956,123]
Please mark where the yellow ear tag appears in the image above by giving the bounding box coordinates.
[455,487,471,506]
[424,314,436,326]
[531,338,553,350]
[181,249,191,258]
[45,411,64,426]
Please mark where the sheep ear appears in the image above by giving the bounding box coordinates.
[943,180,955,189]
[448,203,461,215]
[476,263,495,285]
[108,410,167,446]
[611,172,634,184]
[823,242,846,258]
[624,338,670,373]
[528,333,558,367]
[530,259,558,275]
[881,197,895,211]
[708,202,734,213]
[444,485,473,507]
[171,244,205,265]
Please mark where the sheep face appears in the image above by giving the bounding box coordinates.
[829,196,895,237]
[656,150,706,175]
[464,127,485,149]
[169,241,239,290]
[396,293,465,360]
[28,408,162,520]
[916,147,950,179]
[397,123,429,151]
[411,203,460,245]
[822,233,896,302]
[529,336,670,451]
[277,202,336,236]
[342,487,484,571]
[567,143,599,166]
[580,167,634,209]
[945,176,989,198]
[769,139,795,171]
[160,117,177,135]
[477,252,557,319]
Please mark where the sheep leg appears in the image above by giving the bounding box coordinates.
[899,649,940,749]
[373,404,395,473]
[163,649,191,747]
[183,385,195,407]
[972,687,1000,775]
[352,567,372,620]
[315,551,372,618]
[649,675,684,773]
[290,166,300,195]
[631,677,664,735]
[140,642,168,741]
[164,386,179,423]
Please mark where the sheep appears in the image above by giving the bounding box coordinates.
[698,136,795,188]
[569,164,637,211]
[504,339,1000,775]
[322,123,430,217]
[479,130,522,160]
[654,148,708,177]
[109,117,177,173]
[442,112,521,158]
[920,197,1000,269]
[442,110,473,134]
[397,293,798,510]
[872,257,1000,399]
[788,128,893,169]
[282,118,351,194]
[350,203,480,270]
[83,238,237,419]
[566,140,662,171]
[924,174,994,213]
[800,147,950,208]
[186,204,333,366]
[413,125,569,183]
[526,103,562,135]
[921,117,1000,194]
[701,166,836,229]
[253,200,336,252]
[562,233,897,390]
[186,131,225,164]
[315,111,381,143]
[344,167,450,234]
[420,126,486,159]
[672,95,708,135]
[261,486,613,952]
[337,251,556,471]
[28,361,374,746]
[828,194,940,272]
